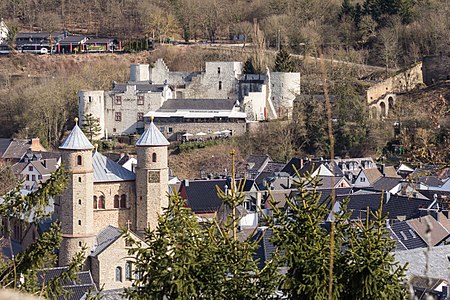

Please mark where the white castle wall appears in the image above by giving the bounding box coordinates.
[270,72,301,120]
[129,64,150,82]
[78,90,105,139]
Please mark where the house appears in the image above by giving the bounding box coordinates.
[116,153,137,173]
[147,98,247,141]
[19,158,60,191]
[353,168,383,188]
[84,38,118,52]
[0,138,47,163]
[58,35,87,53]
[246,155,272,179]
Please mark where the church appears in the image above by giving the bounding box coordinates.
[55,116,169,290]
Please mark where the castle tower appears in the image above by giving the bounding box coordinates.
[58,118,95,267]
[78,90,105,139]
[135,116,170,233]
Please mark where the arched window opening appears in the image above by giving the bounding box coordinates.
[77,155,82,166]
[152,153,157,162]
[114,195,120,208]
[99,195,105,209]
[125,262,132,281]
[115,267,122,282]
[93,196,98,209]
[120,194,127,208]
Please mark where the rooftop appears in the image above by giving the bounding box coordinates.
[59,121,94,150]
[135,119,170,147]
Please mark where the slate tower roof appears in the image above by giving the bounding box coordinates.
[135,117,169,147]
[59,118,94,150]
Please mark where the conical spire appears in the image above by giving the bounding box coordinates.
[136,116,169,147]
[59,117,94,150]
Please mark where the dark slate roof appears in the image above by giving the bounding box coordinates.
[281,158,304,175]
[16,32,50,39]
[59,36,86,45]
[389,221,427,250]
[416,176,444,188]
[90,225,122,257]
[0,138,11,156]
[112,84,164,93]
[262,162,286,173]
[1,139,32,159]
[93,289,127,299]
[160,98,237,111]
[92,151,135,182]
[372,177,402,191]
[246,155,271,173]
[383,195,433,220]
[255,172,273,189]
[182,179,227,213]
[36,267,97,300]
[387,228,407,251]
[252,228,277,269]
[2,239,22,259]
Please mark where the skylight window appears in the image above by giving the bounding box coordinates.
[409,229,417,238]
[399,231,408,240]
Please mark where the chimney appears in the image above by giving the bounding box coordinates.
[256,192,262,208]
[30,138,41,151]
[184,179,189,187]
[300,158,304,169]
[385,190,391,203]
[42,159,47,168]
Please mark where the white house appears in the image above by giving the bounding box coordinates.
[0,19,8,43]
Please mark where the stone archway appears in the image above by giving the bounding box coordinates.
[379,101,387,118]
[369,105,379,119]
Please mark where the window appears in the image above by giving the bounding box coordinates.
[38,175,42,180]
[88,96,92,102]
[113,128,117,133]
[115,267,122,282]
[32,175,36,181]
[152,153,157,163]
[115,96,122,105]
[79,241,82,247]
[115,112,122,122]
[78,199,82,205]
[93,196,98,209]
[125,262,132,281]
[114,195,119,208]
[218,81,222,90]
[120,194,127,208]
[26,175,30,181]
[137,112,144,121]
[360,177,365,182]
[78,177,82,183]
[28,166,33,171]
[99,195,105,209]
[160,127,165,132]
[168,127,173,133]
[137,95,144,105]
[217,67,221,74]
[78,220,81,226]
[77,155,82,166]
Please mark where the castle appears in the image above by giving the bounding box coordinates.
[78,59,300,140]
[55,117,169,290]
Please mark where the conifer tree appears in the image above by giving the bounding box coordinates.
[81,113,102,142]
[273,47,295,72]
[243,58,256,74]
[0,167,86,298]
[267,167,407,299]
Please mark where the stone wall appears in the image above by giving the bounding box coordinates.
[366,63,423,103]
[93,181,135,232]
[78,90,105,139]
[104,86,172,136]
[91,235,136,290]
[423,53,450,86]
[270,72,301,120]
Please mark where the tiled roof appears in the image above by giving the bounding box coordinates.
[182,179,227,213]
[262,162,286,173]
[59,123,94,150]
[1,139,31,159]
[417,176,444,188]
[395,244,450,282]
[389,221,427,250]
[372,177,402,192]
[30,158,58,176]
[364,168,383,185]
[92,289,127,300]
[0,138,11,156]
[281,158,307,176]
[246,155,271,173]
[252,228,277,269]
[36,267,97,300]
[407,215,450,246]
[383,166,401,178]
[135,119,169,147]
[160,98,237,111]
[92,151,135,182]
[90,225,122,257]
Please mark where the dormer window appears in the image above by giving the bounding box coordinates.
[77,155,82,166]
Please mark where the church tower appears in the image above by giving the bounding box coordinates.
[135,116,169,233]
[58,118,96,267]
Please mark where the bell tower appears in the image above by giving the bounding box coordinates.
[135,116,169,233]
[58,118,95,267]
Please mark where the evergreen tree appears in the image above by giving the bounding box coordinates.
[243,58,256,74]
[273,47,295,72]
[267,168,407,299]
[81,113,102,142]
[0,167,86,298]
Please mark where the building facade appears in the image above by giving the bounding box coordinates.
[56,118,170,289]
